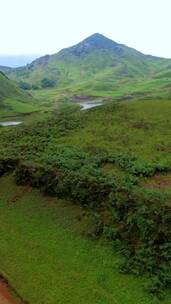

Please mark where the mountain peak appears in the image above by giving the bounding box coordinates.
[58,33,119,58]
[74,33,118,53]
[82,33,117,48]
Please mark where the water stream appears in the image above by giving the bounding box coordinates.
[78,101,103,110]
[0,121,22,127]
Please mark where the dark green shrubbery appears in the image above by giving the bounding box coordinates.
[41,78,56,88]
[105,188,171,296]
[19,81,32,90]
[130,160,171,177]
[0,158,18,176]
[14,161,118,208]
[99,153,136,170]
[100,153,171,177]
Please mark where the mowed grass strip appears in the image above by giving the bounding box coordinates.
[0,175,170,304]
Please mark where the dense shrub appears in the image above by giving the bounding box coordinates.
[14,161,117,208]
[41,78,56,88]
[0,158,18,176]
[19,81,32,90]
[15,163,46,187]
[106,188,171,295]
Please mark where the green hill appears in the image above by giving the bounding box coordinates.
[2,33,171,99]
[0,71,25,99]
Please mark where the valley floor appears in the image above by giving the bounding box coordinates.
[0,175,170,304]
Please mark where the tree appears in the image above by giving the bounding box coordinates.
[19,81,32,90]
[41,78,56,88]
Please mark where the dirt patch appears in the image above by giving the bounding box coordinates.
[0,276,17,304]
[72,95,98,101]
[143,173,171,189]
[8,185,31,204]
[0,275,27,304]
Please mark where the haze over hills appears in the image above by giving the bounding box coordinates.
[0,54,40,68]
[1,33,171,99]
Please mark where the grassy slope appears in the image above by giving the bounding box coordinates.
[0,175,169,304]
[58,99,171,161]
[0,72,39,118]
[0,72,25,99]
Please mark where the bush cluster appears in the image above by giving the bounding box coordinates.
[105,188,171,296]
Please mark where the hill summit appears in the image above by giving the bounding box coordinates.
[57,33,130,59]
[64,33,118,55]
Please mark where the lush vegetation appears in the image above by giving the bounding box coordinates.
[1,174,171,304]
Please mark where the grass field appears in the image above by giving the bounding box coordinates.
[0,98,40,118]
[0,175,170,304]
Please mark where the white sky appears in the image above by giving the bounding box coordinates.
[0,0,171,58]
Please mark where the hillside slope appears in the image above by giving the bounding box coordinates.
[0,71,26,100]
[0,71,39,117]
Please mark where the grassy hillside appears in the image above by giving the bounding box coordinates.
[2,34,171,100]
[0,71,25,99]
[0,174,170,304]
[0,72,39,117]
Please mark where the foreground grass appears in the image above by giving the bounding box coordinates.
[0,175,168,304]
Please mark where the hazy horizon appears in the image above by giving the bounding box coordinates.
[1,0,171,59]
[0,54,40,67]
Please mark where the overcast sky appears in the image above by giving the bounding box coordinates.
[0,0,171,58]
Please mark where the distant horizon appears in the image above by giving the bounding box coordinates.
[0,54,40,68]
[1,32,171,59]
